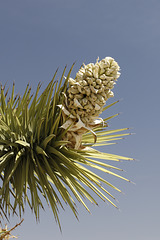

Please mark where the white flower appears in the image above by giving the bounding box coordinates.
[90,86,99,94]
[95,103,101,110]
[100,74,106,80]
[65,56,120,127]
[74,98,83,108]
[93,65,99,78]
[107,90,114,98]
[69,78,76,85]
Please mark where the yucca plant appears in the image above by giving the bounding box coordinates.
[0,57,133,230]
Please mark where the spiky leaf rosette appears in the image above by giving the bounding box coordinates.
[0,58,133,229]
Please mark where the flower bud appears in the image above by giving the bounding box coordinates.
[99,68,105,75]
[81,98,88,106]
[86,69,93,77]
[82,80,88,86]
[95,104,101,110]
[107,89,114,98]
[70,86,79,94]
[76,72,84,81]
[84,86,91,96]
[96,79,102,85]
[100,74,106,80]
[93,65,99,78]
[90,86,99,94]
[69,78,76,85]
[92,81,96,87]
[74,98,83,108]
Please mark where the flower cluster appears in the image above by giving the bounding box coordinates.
[66,57,120,124]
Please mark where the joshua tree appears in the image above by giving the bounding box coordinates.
[0,57,133,235]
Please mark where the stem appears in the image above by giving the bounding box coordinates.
[0,219,24,240]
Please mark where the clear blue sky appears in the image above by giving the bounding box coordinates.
[0,0,160,239]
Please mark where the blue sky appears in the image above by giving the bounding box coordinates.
[0,0,160,239]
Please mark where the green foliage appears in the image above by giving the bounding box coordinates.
[0,65,133,229]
